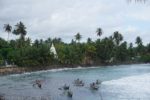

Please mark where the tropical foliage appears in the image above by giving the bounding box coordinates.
[3,24,12,42]
[0,22,150,67]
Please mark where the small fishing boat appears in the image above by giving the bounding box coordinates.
[96,80,102,85]
[67,90,73,98]
[33,80,43,89]
[74,79,84,86]
[63,84,70,90]
[90,83,99,90]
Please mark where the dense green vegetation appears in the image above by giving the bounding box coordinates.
[0,22,150,67]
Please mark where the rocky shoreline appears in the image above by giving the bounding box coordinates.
[0,62,144,76]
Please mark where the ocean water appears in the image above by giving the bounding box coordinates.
[0,64,150,100]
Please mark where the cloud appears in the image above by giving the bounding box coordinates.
[0,0,150,44]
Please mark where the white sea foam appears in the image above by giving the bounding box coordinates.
[9,66,98,77]
[6,64,150,77]
[102,73,150,99]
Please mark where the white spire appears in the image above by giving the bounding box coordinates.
[50,43,58,59]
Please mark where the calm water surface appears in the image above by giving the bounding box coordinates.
[0,64,150,100]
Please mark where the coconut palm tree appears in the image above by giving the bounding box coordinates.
[87,38,92,44]
[113,31,123,46]
[135,36,144,55]
[96,28,103,37]
[13,21,27,40]
[75,33,82,43]
[135,36,142,46]
[4,24,12,42]
[34,39,40,47]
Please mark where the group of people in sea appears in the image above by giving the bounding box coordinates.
[74,78,102,90]
[32,78,102,98]
[59,78,102,98]
[65,79,102,97]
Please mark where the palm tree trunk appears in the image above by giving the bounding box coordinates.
[7,32,10,42]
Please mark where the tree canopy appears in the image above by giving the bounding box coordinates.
[0,22,150,67]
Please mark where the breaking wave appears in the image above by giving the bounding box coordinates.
[102,73,150,99]
[9,66,98,77]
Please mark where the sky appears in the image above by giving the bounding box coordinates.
[0,0,150,44]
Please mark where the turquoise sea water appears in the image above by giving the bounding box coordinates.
[0,64,150,100]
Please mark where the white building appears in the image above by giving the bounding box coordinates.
[50,43,58,59]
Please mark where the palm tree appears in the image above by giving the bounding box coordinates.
[87,38,92,43]
[96,28,103,37]
[113,31,123,46]
[34,39,39,47]
[53,38,62,44]
[135,36,143,55]
[75,33,82,43]
[47,38,52,43]
[4,24,12,42]
[135,36,142,46]
[13,21,27,40]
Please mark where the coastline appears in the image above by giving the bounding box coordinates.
[0,62,145,76]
